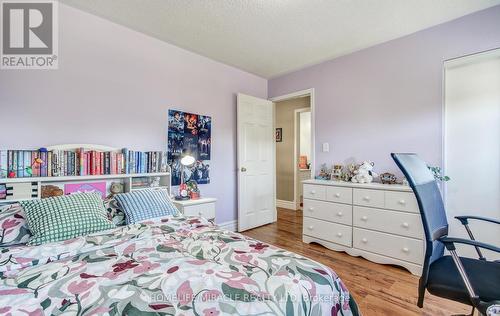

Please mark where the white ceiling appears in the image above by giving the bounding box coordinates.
[61,0,500,78]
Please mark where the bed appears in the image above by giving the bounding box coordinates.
[0,216,358,315]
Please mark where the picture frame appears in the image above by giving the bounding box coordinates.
[276,128,282,142]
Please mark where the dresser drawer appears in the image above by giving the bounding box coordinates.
[353,188,384,208]
[182,203,216,219]
[303,184,326,200]
[303,217,352,247]
[326,186,352,204]
[353,228,423,264]
[353,206,423,239]
[385,191,419,213]
[304,199,352,225]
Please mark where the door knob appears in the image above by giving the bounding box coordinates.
[240,167,247,172]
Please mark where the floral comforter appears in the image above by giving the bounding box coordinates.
[0,217,358,316]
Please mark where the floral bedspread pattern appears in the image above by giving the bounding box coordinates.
[0,217,356,316]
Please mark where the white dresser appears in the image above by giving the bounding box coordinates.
[173,197,216,221]
[302,179,424,275]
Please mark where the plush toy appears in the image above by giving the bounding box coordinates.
[351,161,378,184]
[106,182,124,199]
[41,185,64,199]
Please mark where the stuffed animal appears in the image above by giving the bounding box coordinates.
[106,182,124,199]
[41,185,64,199]
[351,161,378,184]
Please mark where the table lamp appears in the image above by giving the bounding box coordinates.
[175,153,195,200]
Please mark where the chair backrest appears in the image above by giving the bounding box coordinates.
[391,153,448,283]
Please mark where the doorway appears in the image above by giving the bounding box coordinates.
[444,49,500,260]
[272,89,315,212]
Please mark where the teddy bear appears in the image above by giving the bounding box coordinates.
[106,182,124,200]
[351,161,378,184]
[41,185,64,199]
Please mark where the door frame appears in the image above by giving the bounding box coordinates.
[270,88,316,210]
[294,107,311,209]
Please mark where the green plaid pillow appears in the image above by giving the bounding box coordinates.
[20,192,115,245]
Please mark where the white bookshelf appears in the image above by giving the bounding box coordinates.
[0,144,171,203]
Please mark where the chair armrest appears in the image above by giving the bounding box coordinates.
[455,215,500,226]
[439,236,500,253]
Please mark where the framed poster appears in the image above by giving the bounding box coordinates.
[168,110,211,186]
[276,128,282,142]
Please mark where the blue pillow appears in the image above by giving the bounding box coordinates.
[114,189,179,224]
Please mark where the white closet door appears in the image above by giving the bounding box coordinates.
[444,49,500,260]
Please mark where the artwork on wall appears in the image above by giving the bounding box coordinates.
[167,109,211,186]
[276,128,282,142]
[64,181,107,198]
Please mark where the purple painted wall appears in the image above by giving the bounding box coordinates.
[269,5,500,177]
[0,4,267,224]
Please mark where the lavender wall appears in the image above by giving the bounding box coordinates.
[269,5,500,177]
[0,4,267,224]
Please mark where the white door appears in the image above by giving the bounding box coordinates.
[444,49,500,260]
[237,93,276,231]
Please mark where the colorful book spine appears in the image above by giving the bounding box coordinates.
[17,151,24,177]
[79,148,85,176]
[7,150,16,178]
[24,150,32,178]
[122,148,129,174]
[47,151,52,177]
[0,150,7,178]
[40,151,48,177]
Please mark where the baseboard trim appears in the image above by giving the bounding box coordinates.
[217,220,237,232]
[276,199,297,210]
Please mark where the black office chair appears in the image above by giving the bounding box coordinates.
[391,153,500,315]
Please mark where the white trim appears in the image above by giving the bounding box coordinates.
[276,199,297,210]
[273,98,277,223]
[293,107,310,211]
[218,220,238,232]
[270,88,315,178]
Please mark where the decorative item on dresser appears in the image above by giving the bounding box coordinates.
[302,179,424,275]
[172,197,216,221]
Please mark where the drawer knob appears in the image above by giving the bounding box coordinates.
[308,207,314,212]
[337,232,343,237]
[310,190,316,194]
[198,212,203,216]
[361,216,368,221]
[363,196,371,201]
[361,238,368,243]
[402,247,409,253]
[337,211,343,217]
[335,193,341,198]
[399,200,406,205]
[308,225,314,230]
[402,222,409,228]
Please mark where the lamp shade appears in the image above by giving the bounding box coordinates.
[180,155,195,166]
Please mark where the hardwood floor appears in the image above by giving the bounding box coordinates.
[242,208,471,316]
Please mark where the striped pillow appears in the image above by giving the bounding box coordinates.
[114,189,179,224]
[20,192,115,245]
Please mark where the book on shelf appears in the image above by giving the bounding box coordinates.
[0,148,169,179]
